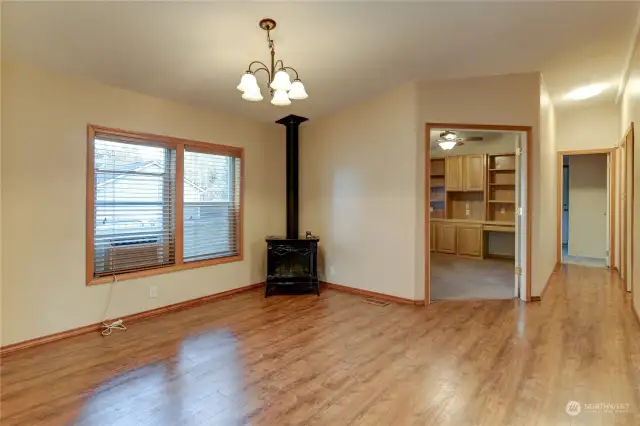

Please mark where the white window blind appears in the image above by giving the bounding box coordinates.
[93,138,176,276]
[183,149,241,262]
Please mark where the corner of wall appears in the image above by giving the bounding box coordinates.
[532,75,558,296]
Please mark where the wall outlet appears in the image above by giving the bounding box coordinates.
[149,286,158,298]
[329,266,335,276]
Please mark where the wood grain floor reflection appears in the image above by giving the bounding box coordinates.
[1,265,640,425]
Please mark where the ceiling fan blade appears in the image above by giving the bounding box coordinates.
[457,137,483,142]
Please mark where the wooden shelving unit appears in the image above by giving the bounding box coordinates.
[429,151,516,259]
[487,153,516,222]
[430,158,445,218]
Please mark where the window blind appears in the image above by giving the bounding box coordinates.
[93,138,176,276]
[183,148,241,262]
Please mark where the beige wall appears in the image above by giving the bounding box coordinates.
[538,79,558,293]
[0,2,4,347]
[1,63,285,345]
[301,72,552,302]
[556,102,620,151]
[620,44,640,310]
[300,83,419,300]
[567,154,608,259]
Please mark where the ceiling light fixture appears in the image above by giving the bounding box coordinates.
[237,18,308,106]
[441,131,457,141]
[564,83,610,101]
[438,140,457,150]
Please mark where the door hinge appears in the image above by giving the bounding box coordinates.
[515,266,522,275]
[516,148,523,156]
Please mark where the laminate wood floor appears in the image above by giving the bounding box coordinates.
[430,253,514,300]
[1,265,640,426]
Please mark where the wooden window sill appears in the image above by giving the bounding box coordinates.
[87,254,243,285]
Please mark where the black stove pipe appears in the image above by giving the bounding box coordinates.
[276,114,308,239]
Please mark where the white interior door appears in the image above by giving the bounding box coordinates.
[515,133,527,300]
[606,153,611,267]
[562,165,570,247]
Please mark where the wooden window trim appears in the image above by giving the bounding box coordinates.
[86,124,244,286]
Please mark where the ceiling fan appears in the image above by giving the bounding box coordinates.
[437,131,483,150]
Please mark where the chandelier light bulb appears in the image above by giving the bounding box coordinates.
[288,79,308,100]
[270,70,292,91]
[237,72,257,92]
[271,89,291,106]
[242,88,263,102]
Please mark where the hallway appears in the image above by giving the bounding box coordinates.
[1,265,639,425]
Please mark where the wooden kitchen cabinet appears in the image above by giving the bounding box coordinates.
[457,224,483,257]
[445,156,463,191]
[435,223,457,254]
[463,154,485,191]
[430,223,436,252]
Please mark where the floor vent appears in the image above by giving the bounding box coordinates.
[363,298,389,307]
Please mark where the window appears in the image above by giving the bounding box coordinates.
[87,125,243,284]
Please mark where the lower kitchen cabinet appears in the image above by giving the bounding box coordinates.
[435,223,457,254]
[456,224,483,257]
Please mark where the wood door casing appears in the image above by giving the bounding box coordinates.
[457,224,483,257]
[445,157,463,191]
[463,154,485,191]
[435,223,457,254]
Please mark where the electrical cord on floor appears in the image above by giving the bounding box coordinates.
[101,319,127,336]
[101,274,126,336]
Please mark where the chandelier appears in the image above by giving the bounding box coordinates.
[237,18,308,106]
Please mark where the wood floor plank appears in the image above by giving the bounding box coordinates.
[1,264,639,425]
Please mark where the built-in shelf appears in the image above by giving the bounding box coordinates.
[489,168,516,171]
[488,200,516,204]
[489,183,516,186]
[430,173,445,177]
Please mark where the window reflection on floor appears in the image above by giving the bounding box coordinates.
[77,330,247,426]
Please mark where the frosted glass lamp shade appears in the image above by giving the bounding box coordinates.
[237,72,257,92]
[271,89,291,106]
[270,70,292,91]
[438,141,457,150]
[288,79,308,100]
[242,87,263,102]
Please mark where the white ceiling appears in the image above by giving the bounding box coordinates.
[3,1,638,122]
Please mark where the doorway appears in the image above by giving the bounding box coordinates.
[425,123,531,303]
[619,123,635,293]
[562,162,569,250]
[556,150,615,269]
